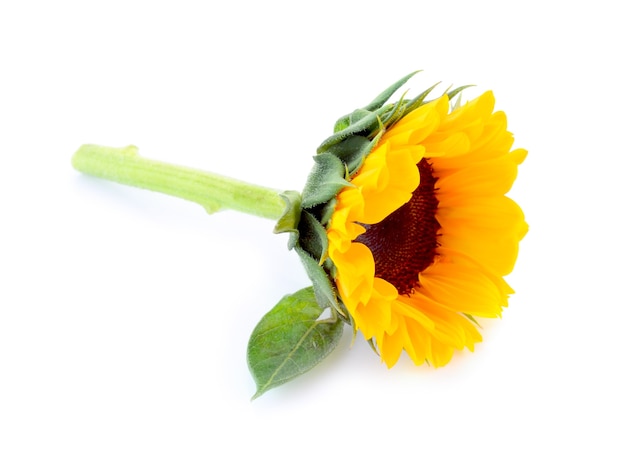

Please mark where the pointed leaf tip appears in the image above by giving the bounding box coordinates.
[362,71,421,112]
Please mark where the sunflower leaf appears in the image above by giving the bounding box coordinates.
[247,287,344,399]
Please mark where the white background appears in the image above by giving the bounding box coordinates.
[1,1,624,447]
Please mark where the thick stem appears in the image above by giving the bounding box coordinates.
[72,144,286,220]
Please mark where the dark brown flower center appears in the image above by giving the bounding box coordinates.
[355,159,440,295]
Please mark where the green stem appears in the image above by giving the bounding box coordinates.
[72,144,286,220]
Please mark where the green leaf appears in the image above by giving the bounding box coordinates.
[300,153,351,208]
[247,287,344,399]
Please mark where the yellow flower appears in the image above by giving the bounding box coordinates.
[326,91,527,368]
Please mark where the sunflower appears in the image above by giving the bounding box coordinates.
[72,72,528,395]
[325,90,527,368]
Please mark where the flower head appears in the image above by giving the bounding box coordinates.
[283,73,527,368]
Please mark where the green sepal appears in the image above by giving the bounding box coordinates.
[463,313,482,328]
[375,90,409,133]
[333,109,373,133]
[297,210,328,262]
[318,197,337,226]
[331,72,418,134]
[326,135,374,176]
[333,108,372,133]
[349,109,373,125]
[317,110,380,154]
[273,190,302,250]
[333,115,350,133]
[247,287,344,399]
[446,84,474,102]
[380,82,440,131]
[300,153,351,208]
[402,82,440,112]
[294,245,343,314]
[319,72,430,154]
[367,338,380,356]
[362,71,420,112]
